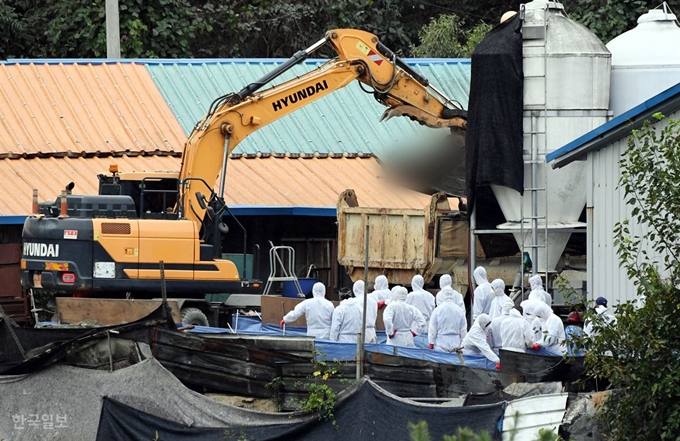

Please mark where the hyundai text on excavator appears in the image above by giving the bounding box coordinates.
[20,29,467,305]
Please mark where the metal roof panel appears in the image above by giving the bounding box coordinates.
[0,62,186,158]
[1,156,433,216]
[145,59,470,157]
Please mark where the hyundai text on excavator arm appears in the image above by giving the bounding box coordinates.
[21,29,467,298]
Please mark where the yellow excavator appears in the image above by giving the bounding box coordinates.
[21,29,467,300]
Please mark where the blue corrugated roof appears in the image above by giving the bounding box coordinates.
[547,81,680,168]
[145,58,470,157]
[224,206,335,217]
[0,216,26,225]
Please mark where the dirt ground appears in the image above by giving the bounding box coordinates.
[204,393,280,412]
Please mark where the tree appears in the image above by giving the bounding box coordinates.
[567,0,667,44]
[0,1,49,59]
[187,0,426,59]
[585,114,680,440]
[410,14,491,58]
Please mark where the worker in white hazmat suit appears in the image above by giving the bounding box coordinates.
[462,313,500,367]
[406,275,435,323]
[329,289,363,343]
[520,297,544,342]
[369,275,391,307]
[528,275,552,305]
[500,309,535,352]
[584,297,617,338]
[384,286,426,347]
[489,279,512,320]
[472,266,494,322]
[352,280,378,343]
[531,302,567,355]
[428,289,467,352]
[488,300,514,352]
[436,274,465,312]
[281,282,335,339]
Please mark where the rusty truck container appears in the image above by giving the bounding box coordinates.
[336,189,487,292]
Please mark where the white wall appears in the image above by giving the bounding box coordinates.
[586,112,678,308]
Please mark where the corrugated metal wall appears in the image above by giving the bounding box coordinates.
[587,112,678,306]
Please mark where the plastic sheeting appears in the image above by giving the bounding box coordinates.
[465,13,524,212]
[0,358,312,441]
[190,317,499,370]
[97,376,506,441]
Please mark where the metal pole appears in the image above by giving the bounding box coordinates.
[355,337,362,380]
[469,203,476,316]
[159,261,167,302]
[281,302,286,336]
[531,115,539,275]
[359,224,369,378]
[219,135,231,202]
[29,289,40,324]
[105,0,120,58]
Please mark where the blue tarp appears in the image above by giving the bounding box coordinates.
[188,316,498,370]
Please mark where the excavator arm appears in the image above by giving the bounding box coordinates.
[178,29,467,226]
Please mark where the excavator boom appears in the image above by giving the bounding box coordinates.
[179,28,466,226]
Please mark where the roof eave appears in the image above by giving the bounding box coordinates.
[548,82,680,169]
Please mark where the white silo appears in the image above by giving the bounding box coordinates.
[608,3,680,117]
[490,0,611,273]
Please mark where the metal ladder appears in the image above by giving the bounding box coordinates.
[519,2,550,297]
[262,241,304,296]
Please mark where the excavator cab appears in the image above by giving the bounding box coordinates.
[97,166,180,221]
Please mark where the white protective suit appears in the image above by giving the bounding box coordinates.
[462,313,500,363]
[282,282,335,339]
[535,302,567,354]
[329,295,363,343]
[584,305,617,337]
[488,300,514,351]
[428,289,467,352]
[436,274,465,312]
[500,309,535,352]
[472,267,494,321]
[406,275,436,323]
[489,279,512,320]
[353,280,378,343]
[384,286,426,347]
[520,298,544,342]
[528,275,552,305]
[368,275,391,303]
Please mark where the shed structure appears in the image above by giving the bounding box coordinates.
[547,82,680,306]
[0,58,471,303]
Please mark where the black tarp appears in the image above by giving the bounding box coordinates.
[0,357,314,440]
[465,13,524,216]
[97,377,506,441]
[0,302,175,374]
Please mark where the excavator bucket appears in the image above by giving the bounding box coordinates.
[380,105,467,130]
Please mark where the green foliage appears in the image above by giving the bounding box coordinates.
[408,420,560,441]
[300,382,337,421]
[0,0,489,59]
[567,0,652,44]
[410,421,432,441]
[264,376,284,411]
[14,0,211,58]
[299,360,340,427]
[586,115,680,440]
[410,14,492,58]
